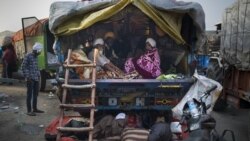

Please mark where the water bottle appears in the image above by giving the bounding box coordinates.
[187,96,199,118]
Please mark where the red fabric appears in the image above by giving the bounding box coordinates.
[124,48,161,79]
[45,116,72,135]
[2,47,17,64]
[127,115,137,128]
[60,137,76,141]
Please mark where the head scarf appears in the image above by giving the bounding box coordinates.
[33,42,43,52]
[93,38,104,46]
[146,38,156,47]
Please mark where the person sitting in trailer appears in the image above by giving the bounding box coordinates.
[124,38,161,79]
[104,31,131,70]
[103,32,119,60]
[88,38,125,79]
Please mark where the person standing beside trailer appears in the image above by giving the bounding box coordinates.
[21,42,44,116]
[1,36,18,84]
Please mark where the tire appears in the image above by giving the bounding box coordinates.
[40,70,47,92]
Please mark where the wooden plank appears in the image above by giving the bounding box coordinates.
[57,127,93,132]
[60,104,95,109]
[63,64,96,68]
[62,84,95,89]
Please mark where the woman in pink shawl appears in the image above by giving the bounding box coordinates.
[124,38,161,79]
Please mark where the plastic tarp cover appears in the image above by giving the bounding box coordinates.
[221,0,250,70]
[49,0,205,50]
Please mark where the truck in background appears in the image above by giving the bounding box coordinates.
[220,0,250,108]
[12,17,58,91]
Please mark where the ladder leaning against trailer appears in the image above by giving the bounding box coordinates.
[56,48,98,141]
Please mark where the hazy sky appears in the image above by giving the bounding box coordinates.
[0,0,236,32]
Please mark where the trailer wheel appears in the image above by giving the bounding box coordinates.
[40,70,47,91]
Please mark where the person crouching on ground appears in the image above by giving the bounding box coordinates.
[21,42,44,116]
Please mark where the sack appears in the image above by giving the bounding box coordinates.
[172,70,223,119]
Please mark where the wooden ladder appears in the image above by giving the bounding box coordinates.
[56,48,98,141]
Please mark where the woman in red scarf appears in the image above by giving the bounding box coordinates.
[124,38,161,79]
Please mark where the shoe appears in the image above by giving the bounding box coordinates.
[33,109,44,113]
[27,112,36,116]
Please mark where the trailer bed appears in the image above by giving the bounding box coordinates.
[56,78,194,111]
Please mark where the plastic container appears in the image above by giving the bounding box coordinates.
[187,96,199,118]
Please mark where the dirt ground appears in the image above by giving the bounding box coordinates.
[0,82,249,141]
[0,82,60,141]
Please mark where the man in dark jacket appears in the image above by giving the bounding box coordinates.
[148,116,172,141]
[1,36,17,84]
[21,42,44,116]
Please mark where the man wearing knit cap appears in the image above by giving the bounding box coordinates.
[21,42,44,116]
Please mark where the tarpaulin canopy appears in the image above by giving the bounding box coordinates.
[221,0,250,70]
[49,0,205,48]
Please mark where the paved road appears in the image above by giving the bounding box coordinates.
[212,106,249,141]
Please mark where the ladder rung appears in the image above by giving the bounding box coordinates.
[60,104,95,109]
[64,64,96,68]
[62,84,96,89]
[57,126,93,132]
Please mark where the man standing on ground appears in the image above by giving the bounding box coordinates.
[21,42,44,116]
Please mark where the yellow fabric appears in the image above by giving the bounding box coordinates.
[55,0,185,44]
[132,0,185,44]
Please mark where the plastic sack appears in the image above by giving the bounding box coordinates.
[172,70,222,119]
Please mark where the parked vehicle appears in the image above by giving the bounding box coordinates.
[12,17,58,91]
[220,0,250,107]
[49,0,207,113]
